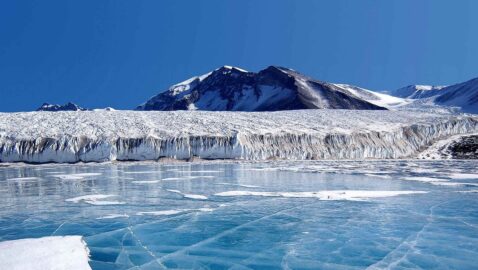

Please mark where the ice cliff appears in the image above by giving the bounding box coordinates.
[0,110,477,163]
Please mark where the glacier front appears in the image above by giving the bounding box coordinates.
[0,110,477,163]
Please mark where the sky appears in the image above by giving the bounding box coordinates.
[0,0,477,112]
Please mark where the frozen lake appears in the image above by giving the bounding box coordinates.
[0,160,477,269]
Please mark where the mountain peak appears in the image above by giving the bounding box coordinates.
[137,66,387,111]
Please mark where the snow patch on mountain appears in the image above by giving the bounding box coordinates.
[391,85,446,99]
[333,84,410,108]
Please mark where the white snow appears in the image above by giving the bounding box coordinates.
[415,85,445,91]
[0,236,91,270]
[390,85,446,99]
[169,72,212,97]
[0,110,476,163]
[334,84,410,108]
[222,65,248,72]
[214,190,427,201]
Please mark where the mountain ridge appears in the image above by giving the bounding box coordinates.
[390,77,478,114]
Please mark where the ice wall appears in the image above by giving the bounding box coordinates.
[0,110,477,163]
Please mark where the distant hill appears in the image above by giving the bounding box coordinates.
[36,102,87,112]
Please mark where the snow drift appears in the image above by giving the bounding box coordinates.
[0,110,477,163]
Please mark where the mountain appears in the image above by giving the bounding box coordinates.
[391,85,446,99]
[36,102,87,112]
[391,77,478,114]
[137,66,392,111]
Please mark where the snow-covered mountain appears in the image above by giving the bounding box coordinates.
[433,77,478,114]
[390,77,478,114]
[137,66,400,111]
[36,102,87,112]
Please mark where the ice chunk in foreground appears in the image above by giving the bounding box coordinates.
[0,236,91,270]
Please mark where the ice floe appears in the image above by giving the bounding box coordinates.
[402,177,449,183]
[447,173,478,179]
[66,194,125,205]
[51,173,102,180]
[215,182,260,188]
[131,180,161,184]
[167,189,208,200]
[0,236,91,270]
[96,214,129,219]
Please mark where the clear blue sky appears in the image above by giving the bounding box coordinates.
[1,0,477,112]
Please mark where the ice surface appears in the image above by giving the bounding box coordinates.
[214,190,426,201]
[0,236,91,270]
[0,161,477,269]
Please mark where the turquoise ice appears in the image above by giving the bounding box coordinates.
[0,160,477,269]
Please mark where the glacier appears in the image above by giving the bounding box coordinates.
[0,110,477,163]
